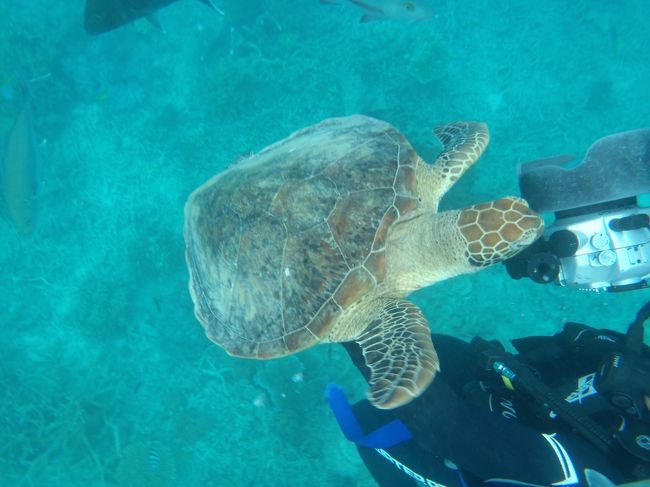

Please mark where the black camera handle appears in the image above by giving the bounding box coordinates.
[472,338,615,454]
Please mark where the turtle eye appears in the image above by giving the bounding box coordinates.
[404,2,415,11]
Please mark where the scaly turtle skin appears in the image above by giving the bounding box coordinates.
[184,115,543,409]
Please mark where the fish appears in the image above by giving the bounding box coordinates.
[147,445,160,471]
[1,87,38,236]
[84,0,222,35]
[584,469,650,487]
[320,0,434,23]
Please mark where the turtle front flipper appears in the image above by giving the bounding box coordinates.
[418,121,490,210]
[356,299,439,409]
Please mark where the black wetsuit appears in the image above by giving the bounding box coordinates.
[342,325,650,487]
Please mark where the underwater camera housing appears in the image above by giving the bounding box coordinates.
[506,128,650,292]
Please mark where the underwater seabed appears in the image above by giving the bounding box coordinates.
[1,0,650,485]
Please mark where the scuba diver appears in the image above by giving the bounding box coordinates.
[332,305,650,486]
[328,127,650,486]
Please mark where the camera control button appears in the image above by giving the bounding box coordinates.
[591,232,610,250]
[549,230,579,257]
[598,250,617,266]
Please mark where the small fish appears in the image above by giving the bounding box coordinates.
[84,0,222,35]
[252,392,268,408]
[147,446,160,471]
[320,0,434,23]
[2,87,38,236]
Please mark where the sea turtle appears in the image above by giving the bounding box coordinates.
[184,115,543,409]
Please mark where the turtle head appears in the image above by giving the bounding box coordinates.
[457,197,544,267]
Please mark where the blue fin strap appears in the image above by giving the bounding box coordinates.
[326,383,412,449]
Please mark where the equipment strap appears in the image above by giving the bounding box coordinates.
[326,384,412,449]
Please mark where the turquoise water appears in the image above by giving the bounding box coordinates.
[1,1,649,485]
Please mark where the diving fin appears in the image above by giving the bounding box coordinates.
[585,469,650,487]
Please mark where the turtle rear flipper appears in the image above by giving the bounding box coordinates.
[356,299,439,409]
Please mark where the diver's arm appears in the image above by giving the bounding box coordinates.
[343,339,627,486]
